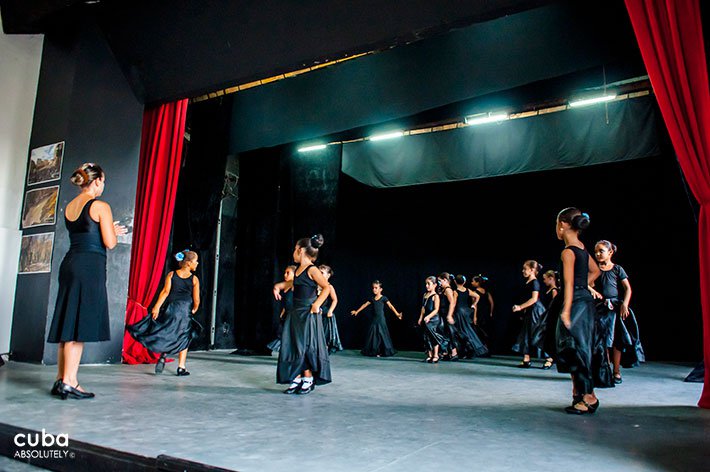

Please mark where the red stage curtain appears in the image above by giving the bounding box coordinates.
[122,100,189,364]
[625,0,710,407]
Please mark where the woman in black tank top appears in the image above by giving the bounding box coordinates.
[47,163,126,400]
[555,208,601,414]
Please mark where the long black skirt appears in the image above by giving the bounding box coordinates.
[127,299,195,355]
[512,301,547,356]
[277,297,332,385]
[421,315,448,352]
[47,251,110,343]
[361,314,396,357]
[612,304,645,368]
[453,306,488,358]
[323,314,343,353]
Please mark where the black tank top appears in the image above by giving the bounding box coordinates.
[166,272,194,303]
[65,199,106,255]
[294,265,318,299]
[563,246,590,289]
[422,294,437,316]
[455,288,470,310]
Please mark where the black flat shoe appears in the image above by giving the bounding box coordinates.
[565,400,598,415]
[298,383,315,394]
[449,355,459,362]
[155,354,166,374]
[58,382,94,400]
[517,361,531,368]
[50,379,62,396]
[176,367,190,376]
[613,374,622,384]
[284,382,302,394]
[541,360,554,370]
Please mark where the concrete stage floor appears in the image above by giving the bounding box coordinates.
[0,350,707,471]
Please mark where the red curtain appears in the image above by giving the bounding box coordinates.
[122,99,189,364]
[625,0,710,407]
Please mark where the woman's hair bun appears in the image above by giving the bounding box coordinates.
[310,234,324,249]
[572,212,591,230]
[174,252,185,262]
[70,168,89,186]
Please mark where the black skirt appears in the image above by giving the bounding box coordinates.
[361,314,396,357]
[421,315,448,352]
[512,301,547,355]
[323,314,343,353]
[276,297,332,385]
[453,306,488,358]
[47,251,110,343]
[127,299,196,355]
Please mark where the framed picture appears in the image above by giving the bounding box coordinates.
[27,141,64,186]
[21,186,59,229]
[18,232,54,274]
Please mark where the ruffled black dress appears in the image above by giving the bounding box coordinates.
[421,294,448,352]
[361,296,396,357]
[276,265,331,385]
[453,289,488,358]
[322,297,343,354]
[48,199,110,343]
[438,288,457,354]
[473,288,493,347]
[512,279,547,356]
[127,272,197,355]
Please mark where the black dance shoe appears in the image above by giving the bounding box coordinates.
[541,360,554,370]
[564,400,599,415]
[155,354,166,374]
[298,383,315,394]
[284,382,302,394]
[613,373,623,384]
[176,367,190,376]
[50,379,62,396]
[517,360,531,368]
[58,382,94,400]
[449,355,459,362]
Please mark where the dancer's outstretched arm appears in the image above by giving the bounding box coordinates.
[351,301,371,316]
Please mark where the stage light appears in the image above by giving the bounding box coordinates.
[569,94,617,108]
[297,144,327,152]
[464,112,509,125]
[369,131,404,141]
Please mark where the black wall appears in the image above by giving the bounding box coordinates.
[10,21,143,364]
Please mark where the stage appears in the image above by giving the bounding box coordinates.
[0,350,707,471]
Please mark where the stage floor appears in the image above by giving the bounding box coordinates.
[0,350,707,471]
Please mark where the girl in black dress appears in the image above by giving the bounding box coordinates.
[437,273,458,360]
[471,275,494,351]
[452,275,489,359]
[591,240,644,384]
[319,265,343,354]
[351,280,403,357]
[48,163,127,399]
[512,261,552,368]
[274,234,332,394]
[267,265,296,353]
[128,250,201,376]
[541,270,559,308]
[555,208,601,414]
[418,276,447,363]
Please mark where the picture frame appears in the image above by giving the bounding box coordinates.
[21,185,59,229]
[27,141,64,186]
[18,232,55,274]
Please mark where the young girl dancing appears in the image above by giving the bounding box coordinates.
[471,275,494,351]
[418,276,447,363]
[267,265,296,353]
[555,208,601,414]
[591,240,644,384]
[351,280,403,357]
[319,265,343,354]
[274,235,331,394]
[437,273,459,360]
[512,261,552,369]
[452,275,488,358]
[128,250,201,376]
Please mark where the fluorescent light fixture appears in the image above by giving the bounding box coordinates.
[369,131,404,141]
[464,112,509,125]
[297,144,327,152]
[569,94,617,107]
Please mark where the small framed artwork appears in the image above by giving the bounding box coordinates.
[21,186,59,229]
[18,232,54,274]
[27,141,64,186]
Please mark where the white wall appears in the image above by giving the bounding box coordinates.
[0,29,43,353]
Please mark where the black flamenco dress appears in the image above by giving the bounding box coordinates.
[276,265,331,385]
[421,294,448,353]
[127,272,197,355]
[556,246,612,393]
[512,279,547,356]
[438,288,456,354]
[473,288,493,347]
[267,289,293,352]
[452,289,488,358]
[322,297,343,354]
[361,296,396,357]
[48,199,110,343]
[596,265,645,367]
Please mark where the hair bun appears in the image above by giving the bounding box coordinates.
[573,212,590,230]
[174,252,185,262]
[70,168,89,186]
[310,234,324,249]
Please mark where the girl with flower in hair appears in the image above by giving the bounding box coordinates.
[127,249,201,376]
